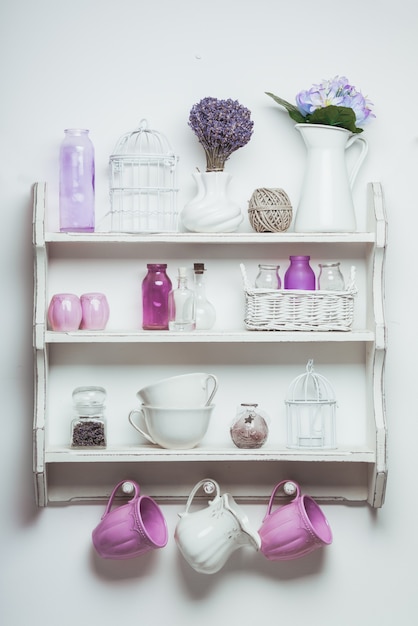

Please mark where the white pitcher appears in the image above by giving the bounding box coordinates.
[174,478,261,574]
[294,123,368,233]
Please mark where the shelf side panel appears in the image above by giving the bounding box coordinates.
[366,182,388,508]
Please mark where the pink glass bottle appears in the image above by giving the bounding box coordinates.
[284,256,316,290]
[142,264,172,330]
[59,128,95,232]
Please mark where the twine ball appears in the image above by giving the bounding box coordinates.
[248,187,293,233]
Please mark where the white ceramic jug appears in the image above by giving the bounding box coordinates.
[174,478,261,574]
[294,123,368,233]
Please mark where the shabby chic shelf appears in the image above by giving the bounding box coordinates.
[32,181,387,507]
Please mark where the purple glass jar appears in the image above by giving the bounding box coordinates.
[142,264,172,330]
[59,128,95,232]
[284,256,316,290]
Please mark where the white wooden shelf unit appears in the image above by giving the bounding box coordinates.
[32,181,387,508]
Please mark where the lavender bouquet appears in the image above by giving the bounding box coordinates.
[266,76,374,134]
[188,97,254,171]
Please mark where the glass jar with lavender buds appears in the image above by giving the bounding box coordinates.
[70,386,107,448]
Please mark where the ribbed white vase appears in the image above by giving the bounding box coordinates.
[181,171,243,233]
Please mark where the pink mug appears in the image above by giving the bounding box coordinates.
[259,480,332,561]
[92,480,168,559]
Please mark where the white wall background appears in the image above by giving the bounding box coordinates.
[1,0,416,624]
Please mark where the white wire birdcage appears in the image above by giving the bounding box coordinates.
[109,119,179,233]
[285,359,337,449]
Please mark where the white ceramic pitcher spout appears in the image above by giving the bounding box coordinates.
[294,123,368,233]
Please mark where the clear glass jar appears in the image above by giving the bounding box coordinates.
[255,264,281,289]
[230,403,269,449]
[70,386,107,448]
[142,263,172,330]
[318,262,345,291]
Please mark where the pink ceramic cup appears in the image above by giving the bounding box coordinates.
[47,293,82,331]
[258,480,332,561]
[92,480,168,560]
[80,292,110,330]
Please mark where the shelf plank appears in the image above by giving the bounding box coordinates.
[45,445,375,464]
[43,329,375,343]
[44,231,376,245]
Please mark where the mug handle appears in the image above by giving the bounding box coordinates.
[128,408,157,445]
[263,480,301,520]
[101,480,141,520]
[205,374,219,406]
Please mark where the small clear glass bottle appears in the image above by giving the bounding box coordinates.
[168,267,196,331]
[70,386,107,448]
[318,262,345,291]
[59,128,95,232]
[255,264,281,289]
[193,263,216,330]
[230,403,269,449]
[142,263,172,330]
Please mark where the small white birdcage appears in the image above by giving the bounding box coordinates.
[109,119,179,233]
[285,359,337,449]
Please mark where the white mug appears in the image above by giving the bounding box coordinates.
[128,404,214,449]
[137,372,218,408]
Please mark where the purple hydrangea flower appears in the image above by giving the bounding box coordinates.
[189,97,254,171]
[266,76,375,133]
[296,76,374,127]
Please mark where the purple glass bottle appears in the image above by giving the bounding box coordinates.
[59,128,95,232]
[142,264,172,330]
[284,255,316,290]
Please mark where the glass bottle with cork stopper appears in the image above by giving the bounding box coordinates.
[193,262,216,330]
[70,386,107,448]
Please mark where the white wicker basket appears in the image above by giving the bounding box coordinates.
[240,264,356,331]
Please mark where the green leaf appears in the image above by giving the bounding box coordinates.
[289,110,306,124]
[265,92,306,124]
[307,106,362,133]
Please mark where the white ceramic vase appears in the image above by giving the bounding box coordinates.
[181,171,243,233]
[294,123,368,233]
